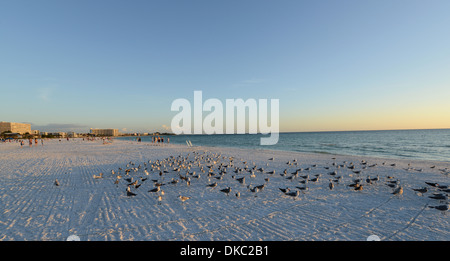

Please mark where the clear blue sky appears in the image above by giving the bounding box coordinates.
[1,0,449,133]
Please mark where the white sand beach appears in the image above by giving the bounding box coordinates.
[0,139,448,241]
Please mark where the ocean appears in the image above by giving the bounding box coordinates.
[118,129,450,162]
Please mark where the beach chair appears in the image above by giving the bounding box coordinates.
[186,140,194,147]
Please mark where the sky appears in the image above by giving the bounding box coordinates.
[1,0,450,133]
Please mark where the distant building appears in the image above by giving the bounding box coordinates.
[0,121,31,134]
[67,131,78,138]
[90,128,119,136]
[49,132,67,138]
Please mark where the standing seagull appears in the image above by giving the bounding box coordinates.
[54,179,60,186]
[178,195,191,203]
[392,186,403,196]
[220,187,232,196]
[126,186,137,197]
[157,195,163,205]
[285,190,300,199]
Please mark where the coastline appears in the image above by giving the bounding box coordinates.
[0,139,448,241]
[119,135,450,164]
[119,128,450,163]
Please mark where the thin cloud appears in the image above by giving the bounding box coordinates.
[32,123,88,132]
[38,87,52,101]
[231,79,266,88]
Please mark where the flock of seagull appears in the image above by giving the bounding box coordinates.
[54,151,449,212]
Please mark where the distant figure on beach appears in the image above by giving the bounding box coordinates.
[29,139,32,147]
[41,139,44,146]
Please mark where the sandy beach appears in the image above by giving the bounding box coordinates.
[0,139,448,241]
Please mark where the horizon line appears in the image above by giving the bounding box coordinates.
[135,127,450,135]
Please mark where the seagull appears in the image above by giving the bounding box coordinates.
[220,187,232,196]
[178,195,191,202]
[148,187,160,193]
[54,179,60,186]
[236,177,245,184]
[255,184,266,191]
[425,182,439,187]
[428,193,448,200]
[206,182,218,188]
[428,204,449,211]
[370,175,380,182]
[295,186,308,192]
[279,187,290,193]
[413,187,428,194]
[128,180,138,187]
[168,179,178,185]
[392,186,403,195]
[285,190,300,198]
[93,173,103,179]
[247,185,259,193]
[126,186,137,197]
[309,177,319,182]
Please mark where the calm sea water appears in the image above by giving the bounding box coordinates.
[119,129,450,162]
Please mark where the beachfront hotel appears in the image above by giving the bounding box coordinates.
[90,128,119,136]
[0,121,32,134]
